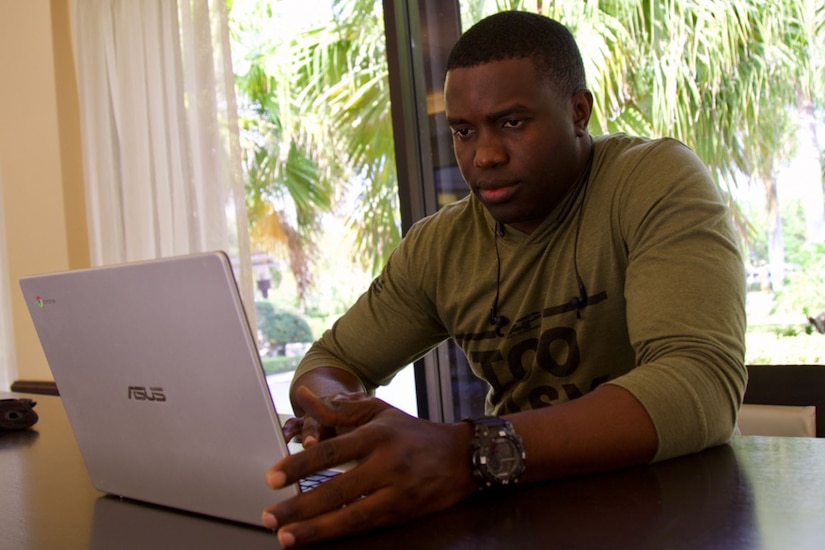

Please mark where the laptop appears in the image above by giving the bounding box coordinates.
[20,251,337,527]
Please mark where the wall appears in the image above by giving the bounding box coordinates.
[0,0,89,384]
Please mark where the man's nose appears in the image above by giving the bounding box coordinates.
[474,132,508,168]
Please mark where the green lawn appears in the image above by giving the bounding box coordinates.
[746,330,825,364]
[260,356,302,376]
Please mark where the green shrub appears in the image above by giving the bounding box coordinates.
[775,243,825,319]
[260,356,303,375]
[255,301,313,355]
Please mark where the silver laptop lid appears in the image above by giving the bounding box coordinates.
[20,251,298,526]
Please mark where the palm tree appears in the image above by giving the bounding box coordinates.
[539,0,821,290]
[231,0,822,298]
[782,0,825,244]
[231,2,334,297]
[285,0,400,275]
[229,0,399,300]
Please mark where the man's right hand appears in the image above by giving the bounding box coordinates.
[264,387,477,547]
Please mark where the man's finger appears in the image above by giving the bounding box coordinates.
[268,461,376,522]
[282,416,303,442]
[268,430,369,489]
[299,415,323,447]
[274,486,407,547]
[293,386,388,428]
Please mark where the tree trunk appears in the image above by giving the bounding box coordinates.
[795,96,825,243]
[764,174,785,290]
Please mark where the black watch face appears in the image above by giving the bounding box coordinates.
[489,438,523,478]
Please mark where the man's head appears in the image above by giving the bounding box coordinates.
[444,12,593,235]
[446,11,586,98]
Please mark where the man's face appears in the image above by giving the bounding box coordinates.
[445,57,591,234]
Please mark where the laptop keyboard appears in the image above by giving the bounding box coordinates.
[299,469,340,491]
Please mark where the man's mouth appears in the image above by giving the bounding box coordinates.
[477,183,517,204]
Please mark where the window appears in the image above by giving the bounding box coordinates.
[229,0,418,415]
[231,0,824,423]
[384,0,825,419]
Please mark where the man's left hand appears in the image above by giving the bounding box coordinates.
[262,386,476,547]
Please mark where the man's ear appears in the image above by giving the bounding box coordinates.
[572,89,594,136]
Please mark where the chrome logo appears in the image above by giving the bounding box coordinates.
[34,296,55,307]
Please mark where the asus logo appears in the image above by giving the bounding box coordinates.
[128,386,167,402]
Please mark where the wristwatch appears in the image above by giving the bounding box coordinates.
[465,416,526,490]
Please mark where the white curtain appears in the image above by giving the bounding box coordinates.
[70,0,253,307]
[0,164,15,389]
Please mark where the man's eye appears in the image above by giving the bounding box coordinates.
[503,119,523,129]
[451,127,473,139]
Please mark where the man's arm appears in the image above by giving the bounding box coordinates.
[509,383,657,482]
[263,380,657,547]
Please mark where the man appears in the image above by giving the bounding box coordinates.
[262,11,746,547]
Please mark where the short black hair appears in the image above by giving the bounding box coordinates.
[446,11,586,96]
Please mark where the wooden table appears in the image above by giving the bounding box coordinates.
[2,392,824,549]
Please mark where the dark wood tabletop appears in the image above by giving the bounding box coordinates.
[2,392,824,549]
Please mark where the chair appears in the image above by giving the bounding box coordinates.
[739,364,825,438]
[9,380,60,396]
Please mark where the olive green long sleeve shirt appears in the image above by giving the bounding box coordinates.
[295,134,747,462]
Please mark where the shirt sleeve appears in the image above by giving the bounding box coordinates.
[292,220,450,392]
[605,138,747,461]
